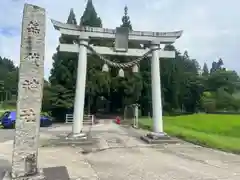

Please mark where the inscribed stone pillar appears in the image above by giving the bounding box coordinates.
[11,3,46,179]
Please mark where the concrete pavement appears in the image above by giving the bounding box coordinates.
[0,122,239,179]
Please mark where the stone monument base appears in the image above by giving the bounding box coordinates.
[2,169,45,180]
[140,132,179,144]
[1,166,70,180]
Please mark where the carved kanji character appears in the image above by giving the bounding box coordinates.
[22,78,40,90]
[24,52,40,66]
[27,20,40,35]
[19,108,36,122]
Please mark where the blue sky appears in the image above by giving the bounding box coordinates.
[0,0,239,79]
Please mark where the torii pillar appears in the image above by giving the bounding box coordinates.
[151,43,163,133]
[71,38,88,137]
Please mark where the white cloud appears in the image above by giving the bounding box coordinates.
[0,0,240,80]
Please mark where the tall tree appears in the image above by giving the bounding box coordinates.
[109,6,143,114]
[67,8,77,24]
[80,0,102,27]
[0,56,18,104]
[121,6,132,30]
[80,0,110,114]
[202,62,209,76]
[48,9,78,119]
[210,58,224,73]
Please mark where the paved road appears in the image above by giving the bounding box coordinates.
[0,123,239,179]
[0,152,11,178]
[0,129,14,142]
[0,124,64,142]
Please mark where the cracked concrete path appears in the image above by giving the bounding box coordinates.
[0,122,239,179]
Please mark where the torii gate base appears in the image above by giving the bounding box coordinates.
[140,132,179,144]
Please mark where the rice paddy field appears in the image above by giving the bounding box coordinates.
[139,114,240,154]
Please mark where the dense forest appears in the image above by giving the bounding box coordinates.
[1,1,240,121]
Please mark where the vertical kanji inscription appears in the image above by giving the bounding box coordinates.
[24,52,41,66]
[27,20,40,35]
[22,78,40,90]
[11,4,46,179]
[20,108,37,123]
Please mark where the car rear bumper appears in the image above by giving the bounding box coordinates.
[40,120,53,127]
[2,122,14,128]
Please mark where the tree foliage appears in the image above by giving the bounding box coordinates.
[121,6,132,30]
[47,8,79,119]
[0,56,18,106]
[45,2,240,119]
[2,1,240,119]
[80,0,102,27]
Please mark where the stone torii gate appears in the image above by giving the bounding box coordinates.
[51,19,182,140]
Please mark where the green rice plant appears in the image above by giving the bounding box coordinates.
[139,114,240,153]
